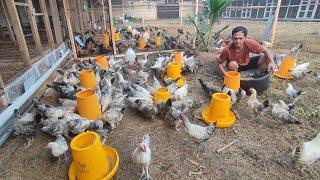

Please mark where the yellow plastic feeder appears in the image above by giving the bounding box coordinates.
[138,38,147,50]
[164,62,182,80]
[79,69,97,89]
[94,56,109,70]
[202,93,236,128]
[224,71,240,92]
[153,87,171,103]
[114,32,121,42]
[273,57,296,79]
[69,131,119,180]
[155,37,161,46]
[76,89,101,120]
[176,76,186,88]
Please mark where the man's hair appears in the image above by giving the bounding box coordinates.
[232,26,248,37]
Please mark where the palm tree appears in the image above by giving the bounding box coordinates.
[187,0,230,50]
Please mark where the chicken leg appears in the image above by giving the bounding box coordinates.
[139,166,146,180]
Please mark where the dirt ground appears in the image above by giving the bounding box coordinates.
[1,19,320,179]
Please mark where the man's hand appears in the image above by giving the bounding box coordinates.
[268,62,277,71]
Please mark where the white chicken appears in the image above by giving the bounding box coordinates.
[58,98,77,112]
[102,107,125,129]
[62,72,79,86]
[178,112,215,141]
[292,132,320,166]
[132,134,152,180]
[289,62,310,78]
[138,54,148,68]
[247,88,268,113]
[286,83,302,98]
[172,98,197,112]
[100,90,113,113]
[33,100,66,119]
[173,84,188,100]
[183,56,199,73]
[272,100,301,124]
[46,134,69,163]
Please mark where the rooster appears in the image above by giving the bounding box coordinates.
[132,134,152,180]
[247,88,268,113]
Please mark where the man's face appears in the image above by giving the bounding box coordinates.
[232,32,246,48]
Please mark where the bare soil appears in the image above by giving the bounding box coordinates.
[1,19,320,180]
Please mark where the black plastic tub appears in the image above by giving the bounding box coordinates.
[240,70,271,94]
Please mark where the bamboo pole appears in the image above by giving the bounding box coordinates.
[0,74,4,89]
[108,0,117,56]
[77,0,84,31]
[63,0,77,59]
[193,0,199,48]
[49,0,63,44]
[39,0,55,49]
[102,0,107,30]
[140,0,145,28]
[180,0,184,27]
[1,0,15,44]
[5,0,31,67]
[270,0,282,44]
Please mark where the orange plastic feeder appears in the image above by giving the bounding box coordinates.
[76,89,101,120]
[138,38,147,50]
[202,93,236,128]
[94,56,109,70]
[155,37,161,46]
[224,71,240,92]
[153,87,171,103]
[69,131,119,180]
[273,57,296,79]
[172,51,184,66]
[79,69,97,89]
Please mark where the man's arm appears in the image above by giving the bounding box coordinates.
[262,47,276,71]
[216,48,228,75]
[217,61,227,75]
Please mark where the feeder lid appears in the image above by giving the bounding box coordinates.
[202,107,236,128]
[273,71,293,79]
[68,146,119,180]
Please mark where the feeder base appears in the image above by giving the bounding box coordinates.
[202,107,236,128]
[273,71,293,79]
[69,146,119,180]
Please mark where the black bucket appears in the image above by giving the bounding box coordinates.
[240,70,271,94]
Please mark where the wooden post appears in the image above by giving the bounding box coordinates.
[49,0,63,44]
[101,0,107,30]
[108,0,117,56]
[25,0,43,56]
[121,0,125,17]
[1,0,16,44]
[0,74,4,89]
[39,0,55,49]
[180,0,184,27]
[63,0,77,59]
[5,0,31,67]
[77,0,84,31]
[140,0,145,27]
[270,0,282,44]
[90,1,95,24]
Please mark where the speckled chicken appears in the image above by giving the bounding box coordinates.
[102,107,125,129]
[292,132,320,167]
[172,84,188,100]
[132,134,152,180]
[272,100,301,124]
[33,100,66,119]
[198,79,222,97]
[286,83,302,98]
[289,62,310,78]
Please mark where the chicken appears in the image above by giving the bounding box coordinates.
[62,72,79,86]
[100,90,113,113]
[178,112,215,141]
[166,82,177,94]
[261,41,273,48]
[66,118,91,134]
[13,109,37,147]
[33,100,66,119]
[132,134,152,180]
[173,84,188,100]
[138,70,149,85]
[172,98,197,113]
[58,98,77,113]
[236,88,247,103]
[292,132,320,166]
[152,75,161,90]
[138,54,148,68]
[222,86,237,105]
[129,83,153,100]
[272,100,301,124]
[290,43,303,55]
[198,79,222,97]
[289,62,310,78]
[247,88,268,113]
[44,87,60,98]
[46,134,68,163]
[286,83,302,98]
[102,107,125,129]
[274,53,286,69]
[314,72,320,83]
[114,71,130,90]
[41,119,70,137]
[151,56,165,72]
[278,100,295,111]
[163,104,183,131]
[183,56,199,73]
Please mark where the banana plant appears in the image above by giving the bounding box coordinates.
[186,0,230,51]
